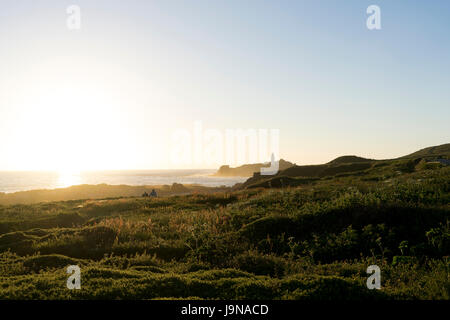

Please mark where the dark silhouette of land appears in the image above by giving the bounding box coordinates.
[0,142,448,299]
[0,143,448,205]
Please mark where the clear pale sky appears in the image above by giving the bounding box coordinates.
[0,1,449,171]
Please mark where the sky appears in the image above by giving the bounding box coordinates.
[0,0,449,171]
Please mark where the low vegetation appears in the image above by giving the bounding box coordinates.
[0,156,448,299]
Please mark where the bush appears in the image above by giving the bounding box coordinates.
[392,256,418,266]
[281,276,387,300]
[23,254,79,272]
[232,251,286,277]
[80,226,117,248]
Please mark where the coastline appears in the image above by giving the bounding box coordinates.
[0,182,233,206]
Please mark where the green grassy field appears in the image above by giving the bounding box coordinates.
[0,159,448,300]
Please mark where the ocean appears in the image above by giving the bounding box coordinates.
[0,170,248,193]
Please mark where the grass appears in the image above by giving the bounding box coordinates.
[0,161,448,300]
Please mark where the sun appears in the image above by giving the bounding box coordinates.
[57,168,82,188]
[11,81,135,172]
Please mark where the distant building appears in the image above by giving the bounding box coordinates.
[253,172,261,178]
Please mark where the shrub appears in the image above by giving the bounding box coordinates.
[23,254,79,272]
[80,226,117,248]
[232,250,286,277]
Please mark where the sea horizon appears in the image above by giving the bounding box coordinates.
[0,169,248,193]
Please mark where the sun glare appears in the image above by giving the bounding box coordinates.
[12,81,135,172]
[57,169,82,188]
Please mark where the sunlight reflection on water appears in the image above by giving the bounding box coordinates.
[57,170,82,188]
[0,170,248,193]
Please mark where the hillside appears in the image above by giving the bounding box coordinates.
[327,155,374,165]
[399,143,450,159]
[0,161,448,299]
[213,159,295,177]
[239,143,450,189]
